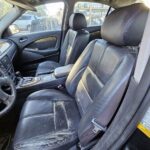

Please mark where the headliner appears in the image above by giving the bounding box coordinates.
[6,0,146,8]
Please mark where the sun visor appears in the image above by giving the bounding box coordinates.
[6,0,36,11]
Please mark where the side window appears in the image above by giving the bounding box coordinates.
[9,2,64,34]
[74,2,109,27]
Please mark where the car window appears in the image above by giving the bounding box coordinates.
[74,2,109,27]
[18,15,32,20]
[9,2,64,34]
[0,0,12,20]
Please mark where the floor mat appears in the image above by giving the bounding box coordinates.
[0,133,11,150]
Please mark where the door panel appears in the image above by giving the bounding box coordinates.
[8,31,61,50]
[8,30,62,75]
[6,2,65,75]
[21,48,59,64]
[8,31,61,75]
[27,36,57,50]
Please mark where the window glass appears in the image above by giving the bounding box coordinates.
[10,2,64,34]
[74,2,109,27]
[0,0,12,20]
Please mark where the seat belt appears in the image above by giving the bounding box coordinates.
[135,10,150,139]
[106,7,112,16]
[134,10,150,83]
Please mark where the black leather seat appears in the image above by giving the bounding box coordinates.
[36,13,89,76]
[13,4,148,150]
[13,89,80,149]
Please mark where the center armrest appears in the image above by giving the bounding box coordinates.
[54,64,73,78]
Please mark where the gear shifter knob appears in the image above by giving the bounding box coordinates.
[15,71,23,78]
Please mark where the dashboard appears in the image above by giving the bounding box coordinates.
[0,40,17,81]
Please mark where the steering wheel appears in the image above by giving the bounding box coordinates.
[0,69,16,117]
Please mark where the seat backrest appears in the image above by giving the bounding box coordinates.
[59,13,89,66]
[65,3,148,146]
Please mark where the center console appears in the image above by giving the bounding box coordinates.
[16,64,73,92]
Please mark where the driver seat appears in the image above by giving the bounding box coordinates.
[13,4,148,150]
[36,13,89,76]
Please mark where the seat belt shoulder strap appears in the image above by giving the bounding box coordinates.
[134,11,150,83]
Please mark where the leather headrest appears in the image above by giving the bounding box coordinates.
[101,3,149,46]
[69,13,87,30]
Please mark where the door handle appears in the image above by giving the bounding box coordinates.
[19,37,28,43]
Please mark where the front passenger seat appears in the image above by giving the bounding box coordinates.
[36,13,89,76]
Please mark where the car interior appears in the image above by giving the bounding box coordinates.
[0,0,150,150]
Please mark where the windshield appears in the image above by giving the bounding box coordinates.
[0,0,12,20]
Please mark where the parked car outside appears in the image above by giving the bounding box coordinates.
[12,14,37,32]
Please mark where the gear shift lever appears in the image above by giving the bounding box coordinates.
[15,71,23,79]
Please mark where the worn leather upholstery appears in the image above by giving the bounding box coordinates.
[36,13,89,76]
[13,89,80,150]
[13,4,148,150]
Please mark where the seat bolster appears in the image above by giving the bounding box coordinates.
[65,40,97,96]
[65,30,90,65]
[36,61,61,76]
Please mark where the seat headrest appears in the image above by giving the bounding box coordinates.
[69,13,87,30]
[101,3,149,46]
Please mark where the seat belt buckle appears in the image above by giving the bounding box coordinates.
[91,118,107,134]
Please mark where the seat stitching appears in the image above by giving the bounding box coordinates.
[53,102,56,130]
[27,98,73,102]
[21,113,54,119]
[61,102,70,129]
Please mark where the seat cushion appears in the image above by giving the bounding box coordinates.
[13,89,80,150]
[36,61,61,76]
